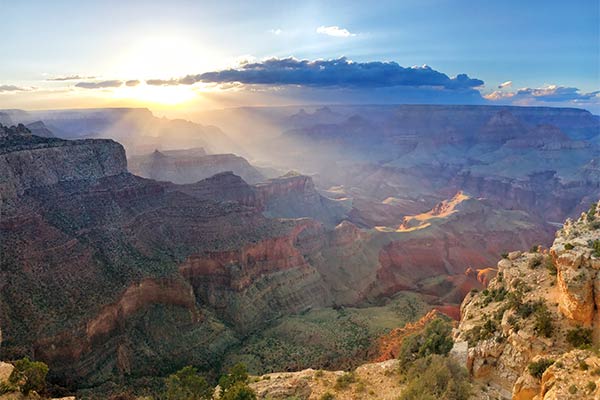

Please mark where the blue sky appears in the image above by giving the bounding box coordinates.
[0,0,598,113]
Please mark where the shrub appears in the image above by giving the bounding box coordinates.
[399,355,471,400]
[334,372,356,390]
[587,381,596,393]
[564,243,574,250]
[165,366,212,400]
[592,240,600,257]
[219,363,249,392]
[481,287,508,306]
[588,202,597,221]
[501,252,509,259]
[398,318,453,367]
[221,383,257,400]
[528,359,555,379]
[566,326,593,349]
[465,317,497,346]
[545,258,557,276]
[320,392,335,400]
[568,384,578,394]
[9,357,49,395]
[219,364,256,400]
[533,303,554,338]
[530,259,542,269]
[530,245,539,253]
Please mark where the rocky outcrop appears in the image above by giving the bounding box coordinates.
[455,201,600,399]
[537,350,600,399]
[552,208,600,325]
[255,172,348,226]
[0,127,126,200]
[249,359,402,400]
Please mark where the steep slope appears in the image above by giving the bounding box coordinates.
[371,193,553,301]
[0,129,329,389]
[455,201,600,399]
[256,171,349,226]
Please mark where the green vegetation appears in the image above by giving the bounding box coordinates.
[226,292,428,373]
[566,326,593,349]
[528,359,555,379]
[398,317,454,368]
[587,381,597,393]
[564,243,574,250]
[320,392,335,400]
[545,257,557,276]
[528,256,543,269]
[221,383,256,400]
[164,363,256,400]
[588,202,597,221]
[165,366,212,400]
[465,316,497,345]
[533,303,554,338]
[568,384,578,394]
[334,372,356,390]
[399,355,471,400]
[8,357,49,395]
[219,363,250,391]
[530,244,540,253]
[480,286,508,306]
[591,239,600,257]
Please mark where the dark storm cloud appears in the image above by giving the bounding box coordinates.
[75,80,123,89]
[146,57,484,89]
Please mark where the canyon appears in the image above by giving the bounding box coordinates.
[0,103,598,398]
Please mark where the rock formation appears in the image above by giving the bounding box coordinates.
[128,149,266,184]
[455,201,600,399]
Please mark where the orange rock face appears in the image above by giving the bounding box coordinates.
[179,220,321,291]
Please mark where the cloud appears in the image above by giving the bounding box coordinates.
[47,75,95,81]
[125,80,141,87]
[146,57,484,90]
[485,85,599,103]
[498,80,512,89]
[268,28,282,35]
[0,85,28,92]
[316,25,355,37]
[146,78,179,86]
[75,80,123,89]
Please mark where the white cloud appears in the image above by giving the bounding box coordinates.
[316,25,355,38]
[268,28,282,35]
[498,80,512,89]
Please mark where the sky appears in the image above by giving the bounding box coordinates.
[0,0,598,115]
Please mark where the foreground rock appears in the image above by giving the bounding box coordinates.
[250,359,402,400]
[456,201,600,399]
